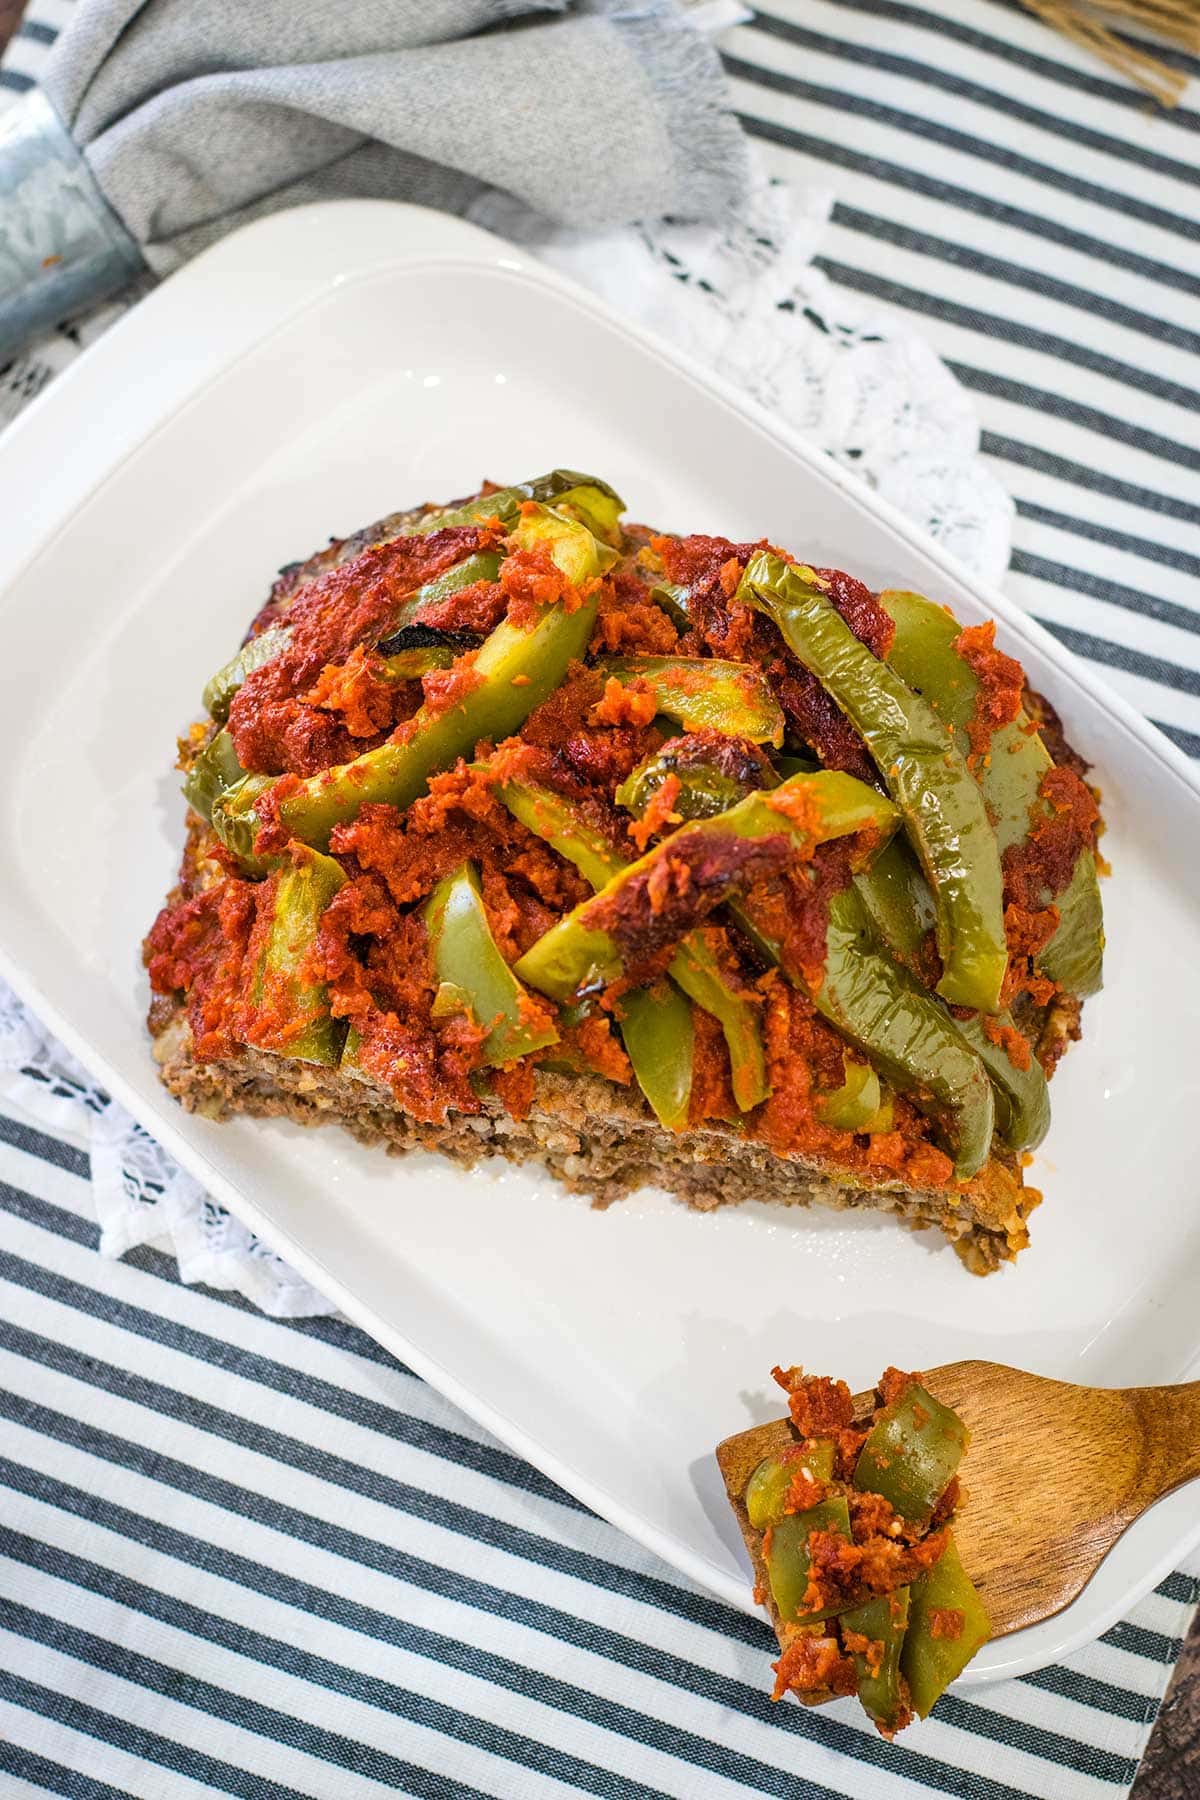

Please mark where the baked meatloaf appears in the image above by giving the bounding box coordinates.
[144,471,1105,1272]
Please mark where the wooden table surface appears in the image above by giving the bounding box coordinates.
[0,2,1195,1791]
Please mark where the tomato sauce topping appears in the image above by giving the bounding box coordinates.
[586,831,797,983]
[954,622,1024,764]
[230,527,494,775]
[409,579,507,638]
[145,879,258,1061]
[655,535,886,783]
[1003,766,1099,913]
[592,568,681,655]
[302,643,405,739]
[982,1014,1033,1071]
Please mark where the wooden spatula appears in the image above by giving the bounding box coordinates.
[715,1361,1200,1637]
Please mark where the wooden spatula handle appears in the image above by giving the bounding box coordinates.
[1128,1379,1200,1508]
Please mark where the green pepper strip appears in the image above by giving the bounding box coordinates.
[378,643,459,682]
[900,1534,991,1717]
[615,743,762,824]
[1038,848,1104,998]
[202,468,620,720]
[242,846,347,1065]
[236,506,610,855]
[421,470,625,544]
[616,743,987,1170]
[814,1057,891,1134]
[514,771,899,1006]
[745,1442,836,1530]
[855,837,1050,1153]
[495,776,768,1115]
[598,654,785,747]
[735,883,995,1179]
[765,1497,853,1624]
[879,587,1103,998]
[648,580,691,629]
[210,773,278,876]
[614,980,695,1132]
[377,550,504,648]
[739,553,1008,1014]
[840,1588,911,1734]
[616,748,896,1127]
[182,727,247,823]
[203,624,292,725]
[423,863,557,1066]
[854,1380,968,1522]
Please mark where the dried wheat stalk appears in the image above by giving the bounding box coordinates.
[1020,0,1199,103]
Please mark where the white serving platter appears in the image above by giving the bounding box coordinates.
[0,201,1197,1687]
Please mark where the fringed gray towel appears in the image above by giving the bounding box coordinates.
[0,0,747,358]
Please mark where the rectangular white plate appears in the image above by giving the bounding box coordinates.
[1,202,1198,1685]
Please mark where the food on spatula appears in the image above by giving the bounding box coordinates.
[144,470,1104,1270]
[716,1365,989,1736]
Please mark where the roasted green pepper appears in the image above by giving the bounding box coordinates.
[203,552,505,724]
[423,863,557,1066]
[745,1442,836,1530]
[424,470,624,544]
[628,746,991,1171]
[376,550,504,649]
[736,882,995,1179]
[242,846,347,1064]
[203,623,292,724]
[210,773,278,876]
[378,642,460,682]
[599,655,785,747]
[900,1535,991,1717]
[766,1497,853,1624]
[648,580,692,629]
[1038,846,1105,997]
[183,727,247,822]
[250,506,609,852]
[509,500,619,582]
[739,553,1008,1014]
[814,1057,892,1134]
[615,981,695,1133]
[879,587,1103,997]
[514,771,899,1005]
[495,774,768,1113]
[854,837,1050,1152]
[854,1380,968,1522]
[616,738,774,825]
[840,1588,911,1734]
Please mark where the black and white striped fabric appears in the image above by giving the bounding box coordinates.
[0,1097,1197,1799]
[3,2,1199,1796]
[718,0,1200,759]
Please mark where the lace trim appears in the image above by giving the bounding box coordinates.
[0,977,334,1317]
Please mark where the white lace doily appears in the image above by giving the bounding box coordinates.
[0,977,333,1315]
[0,164,1014,1319]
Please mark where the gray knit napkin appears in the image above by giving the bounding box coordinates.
[0,0,747,359]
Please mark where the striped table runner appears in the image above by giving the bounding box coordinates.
[1,1096,1197,1800]
[2,2,1199,1796]
[718,0,1200,760]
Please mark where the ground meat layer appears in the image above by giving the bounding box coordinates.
[151,1007,1035,1273]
